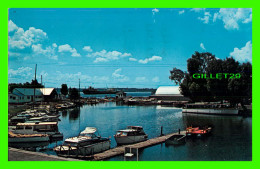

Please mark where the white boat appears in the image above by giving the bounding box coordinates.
[114,126,148,145]
[182,103,239,115]
[53,127,110,156]
[10,122,63,138]
[8,131,50,143]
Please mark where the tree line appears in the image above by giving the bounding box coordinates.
[169,52,252,107]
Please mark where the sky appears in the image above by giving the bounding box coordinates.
[8,8,252,88]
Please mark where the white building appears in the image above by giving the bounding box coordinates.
[150,86,190,101]
[8,88,57,104]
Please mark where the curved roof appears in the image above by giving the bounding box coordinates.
[155,86,180,95]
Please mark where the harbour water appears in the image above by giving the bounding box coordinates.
[40,101,252,161]
[80,92,152,98]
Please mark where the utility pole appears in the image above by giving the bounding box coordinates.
[79,78,80,101]
[33,64,37,109]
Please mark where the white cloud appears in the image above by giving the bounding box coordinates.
[112,68,129,82]
[152,8,159,14]
[135,77,148,83]
[32,44,58,60]
[179,10,185,15]
[200,43,206,50]
[190,8,205,12]
[230,41,252,63]
[242,13,252,23]
[8,25,48,49]
[152,76,159,82]
[88,49,131,63]
[213,8,252,30]
[129,57,137,61]
[58,44,81,57]
[55,71,91,82]
[138,56,162,64]
[52,43,57,48]
[8,20,18,32]
[198,11,211,24]
[83,46,93,52]
[39,71,48,79]
[8,67,32,77]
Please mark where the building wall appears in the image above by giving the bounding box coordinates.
[8,94,43,104]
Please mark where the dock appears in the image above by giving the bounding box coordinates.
[92,130,186,161]
[8,147,82,161]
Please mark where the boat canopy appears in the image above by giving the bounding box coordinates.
[117,129,137,132]
[80,127,97,134]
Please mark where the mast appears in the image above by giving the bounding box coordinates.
[33,64,37,109]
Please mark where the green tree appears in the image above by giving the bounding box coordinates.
[169,52,252,106]
[9,80,44,92]
[69,88,80,101]
[169,68,185,85]
[61,84,68,96]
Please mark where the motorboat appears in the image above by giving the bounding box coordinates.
[53,127,110,156]
[165,134,186,145]
[8,131,50,143]
[10,122,63,138]
[114,126,148,145]
[186,126,212,137]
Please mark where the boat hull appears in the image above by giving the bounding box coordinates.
[54,140,110,156]
[165,135,186,145]
[114,135,148,145]
[9,136,50,143]
[182,108,238,115]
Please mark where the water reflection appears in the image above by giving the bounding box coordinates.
[69,106,80,121]
[61,110,67,117]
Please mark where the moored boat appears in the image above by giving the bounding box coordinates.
[186,126,212,137]
[182,103,239,115]
[165,134,186,145]
[10,122,63,138]
[8,131,50,143]
[53,127,110,156]
[114,126,148,145]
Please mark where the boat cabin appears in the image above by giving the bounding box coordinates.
[15,122,59,133]
[184,103,232,109]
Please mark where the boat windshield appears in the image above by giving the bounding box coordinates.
[64,142,78,147]
[79,133,97,138]
[116,132,128,136]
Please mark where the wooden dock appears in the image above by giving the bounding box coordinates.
[91,130,186,161]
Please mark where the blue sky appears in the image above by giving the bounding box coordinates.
[8,8,252,88]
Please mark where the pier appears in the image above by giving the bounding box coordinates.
[8,147,82,161]
[91,130,186,161]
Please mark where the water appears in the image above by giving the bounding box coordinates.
[42,102,251,161]
[80,92,151,98]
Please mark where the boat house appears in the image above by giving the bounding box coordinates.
[150,86,190,101]
[8,88,58,104]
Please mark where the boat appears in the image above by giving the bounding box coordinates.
[165,134,186,145]
[10,122,63,138]
[8,131,50,143]
[53,127,110,156]
[83,86,116,95]
[114,126,148,145]
[182,103,239,115]
[186,126,212,137]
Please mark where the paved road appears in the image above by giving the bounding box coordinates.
[8,147,81,161]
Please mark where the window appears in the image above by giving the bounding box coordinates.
[25,126,32,129]
[27,96,30,99]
